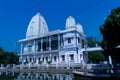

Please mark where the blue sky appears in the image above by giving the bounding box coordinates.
[0,0,120,51]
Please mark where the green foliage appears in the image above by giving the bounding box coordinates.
[0,46,3,53]
[18,62,22,65]
[38,61,43,64]
[86,37,100,47]
[100,7,120,50]
[88,51,105,63]
[0,72,19,80]
[24,62,27,65]
[100,7,120,63]
[47,61,52,64]
[0,47,19,65]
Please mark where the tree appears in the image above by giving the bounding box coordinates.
[0,47,5,64]
[0,47,3,53]
[100,7,120,63]
[88,51,105,63]
[86,37,100,47]
[0,46,19,65]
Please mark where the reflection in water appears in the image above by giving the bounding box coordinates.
[0,72,19,80]
[0,72,117,80]
[16,72,73,80]
[0,72,74,80]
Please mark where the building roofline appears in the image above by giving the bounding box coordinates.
[19,28,85,43]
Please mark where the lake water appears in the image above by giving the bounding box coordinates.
[0,72,118,80]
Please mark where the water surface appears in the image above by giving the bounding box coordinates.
[0,72,117,80]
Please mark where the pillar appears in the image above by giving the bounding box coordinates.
[56,56,58,67]
[41,55,44,63]
[36,57,38,64]
[33,40,36,52]
[48,55,50,61]
[34,56,36,64]
[31,58,33,63]
[20,43,23,54]
[58,34,60,49]
[59,55,61,64]
[49,37,51,50]
[27,56,29,64]
[108,55,113,73]
[60,34,64,48]
[80,54,82,63]
[40,55,43,61]
[41,39,43,51]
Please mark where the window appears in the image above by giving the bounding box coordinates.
[78,38,80,43]
[38,42,41,51]
[54,56,56,61]
[51,35,58,50]
[70,54,74,60]
[82,39,84,48]
[30,58,32,62]
[62,55,65,61]
[38,57,40,62]
[34,58,36,63]
[28,45,32,52]
[80,54,82,59]
[43,57,44,62]
[68,38,71,43]
[26,58,28,62]
[46,57,48,62]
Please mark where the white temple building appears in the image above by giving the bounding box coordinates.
[18,12,88,66]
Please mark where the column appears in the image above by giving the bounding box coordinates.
[27,56,30,68]
[76,36,77,47]
[45,56,47,63]
[58,54,60,64]
[34,56,36,64]
[36,57,38,64]
[56,56,58,67]
[41,55,44,63]
[58,34,60,49]
[49,37,51,50]
[21,56,24,65]
[67,54,69,65]
[27,56,29,63]
[20,43,23,54]
[40,55,43,61]
[41,39,43,51]
[31,58,33,63]
[49,53,52,62]
[59,55,61,64]
[33,40,36,52]
[60,34,63,48]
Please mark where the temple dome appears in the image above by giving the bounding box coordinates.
[76,23,84,33]
[26,13,49,38]
[66,16,76,29]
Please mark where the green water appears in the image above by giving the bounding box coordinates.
[0,72,118,80]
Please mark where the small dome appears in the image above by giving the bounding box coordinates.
[76,23,84,33]
[66,16,76,29]
[26,13,49,38]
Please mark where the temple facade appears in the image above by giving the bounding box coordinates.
[19,12,88,66]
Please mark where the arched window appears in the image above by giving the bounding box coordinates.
[54,56,56,61]
[68,38,71,43]
[46,57,48,62]
[38,57,40,62]
[30,58,32,62]
[27,44,32,52]
[70,54,74,60]
[62,55,65,61]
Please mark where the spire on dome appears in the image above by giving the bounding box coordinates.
[66,16,76,29]
[76,23,84,33]
[26,12,49,38]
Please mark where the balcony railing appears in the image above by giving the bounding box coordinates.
[20,49,59,56]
